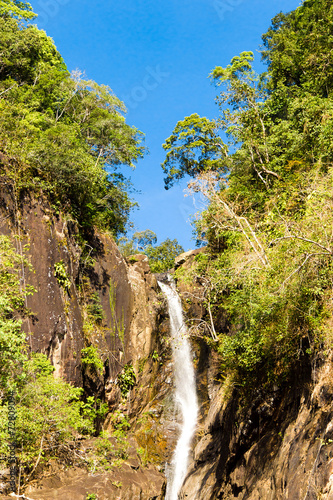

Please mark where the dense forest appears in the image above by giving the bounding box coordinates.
[163,0,333,388]
[0,0,333,496]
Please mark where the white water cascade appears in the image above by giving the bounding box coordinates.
[158,279,199,500]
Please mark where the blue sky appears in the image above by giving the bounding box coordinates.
[30,0,301,251]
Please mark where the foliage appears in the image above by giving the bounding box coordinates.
[117,364,136,397]
[162,0,333,387]
[0,0,36,20]
[54,260,71,292]
[118,230,184,271]
[0,15,145,237]
[132,229,157,250]
[0,354,98,483]
[137,446,149,466]
[80,396,108,424]
[161,113,227,189]
[0,235,34,390]
[87,292,104,324]
[117,235,138,257]
[110,410,130,432]
[118,229,157,256]
[261,0,333,98]
[81,346,104,375]
[109,411,130,461]
[152,350,159,362]
[94,431,113,456]
[145,238,184,272]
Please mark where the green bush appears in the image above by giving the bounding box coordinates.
[54,260,71,292]
[0,354,97,483]
[87,292,104,324]
[117,364,136,397]
[81,346,104,375]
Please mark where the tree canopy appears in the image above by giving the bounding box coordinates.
[0,10,145,236]
[161,114,227,190]
[118,231,184,272]
[0,0,36,20]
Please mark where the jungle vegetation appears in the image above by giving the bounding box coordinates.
[118,229,184,272]
[0,1,144,237]
[163,0,333,386]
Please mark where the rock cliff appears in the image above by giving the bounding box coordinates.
[180,353,333,499]
[0,187,171,499]
[1,191,333,499]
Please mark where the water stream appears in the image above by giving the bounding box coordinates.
[158,279,198,500]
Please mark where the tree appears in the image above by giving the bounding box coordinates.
[262,0,333,98]
[0,16,145,236]
[0,15,67,85]
[118,232,184,272]
[161,114,227,189]
[161,0,333,387]
[117,229,157,256]
[132,230,157,250]
[0,353,99,485]
[145,239,184,273]
[161,53,280,197]
[210,51,281,194]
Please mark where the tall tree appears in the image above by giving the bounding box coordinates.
[161,114,227,189]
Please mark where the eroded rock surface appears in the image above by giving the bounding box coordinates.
[181,352,333,500]
[0,188,173,499]
[25,465,165,500]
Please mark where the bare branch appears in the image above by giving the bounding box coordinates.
[249,146,268,187]
[0,83,19,98]
[253,143,281,180]
[207,301,218,341]
[276,254,315,292]
[188,172,269,266]
[187,318,218,342]
[26,434,44,482]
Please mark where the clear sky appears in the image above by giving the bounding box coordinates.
[30,0,301,251]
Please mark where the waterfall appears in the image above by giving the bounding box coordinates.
[158,279,198,500]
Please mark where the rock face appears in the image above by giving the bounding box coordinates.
[174,246,206,269]
[0,188,85,385]
[0,188,171,499]
[179,354,333,499]
[25,464,165,500]
[0,187,163,390]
